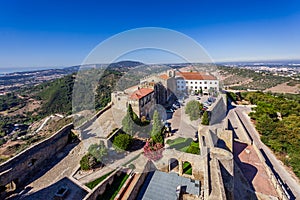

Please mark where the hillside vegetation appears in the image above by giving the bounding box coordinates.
[243,92,300,178]
[219,66,293,90]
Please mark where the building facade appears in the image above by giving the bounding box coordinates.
[176,71,219,94]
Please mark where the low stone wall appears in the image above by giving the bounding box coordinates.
[229,111,252,145]
[0,123,73,189]
[76,102,112,132]
[236,110,289,199]
[208,157,227,200]
[252,144,289,200]
[123,161,151,200]
[234,110,253,143]
[83,168,128,200]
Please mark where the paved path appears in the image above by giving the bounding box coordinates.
[235,106,300,199]
[17,142,85,198]
[76,149,143,184]
[234,142,278,197]
[168,106,198,139]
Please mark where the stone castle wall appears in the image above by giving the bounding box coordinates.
[0,123,73,189]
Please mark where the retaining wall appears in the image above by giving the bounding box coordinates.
[76,103,112,132]
[83,168,124,200]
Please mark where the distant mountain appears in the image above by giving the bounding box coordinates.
[107,60,144,69]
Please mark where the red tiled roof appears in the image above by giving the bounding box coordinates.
[130,88,154,100]
[159,74,169,80]
[177,72,217,80]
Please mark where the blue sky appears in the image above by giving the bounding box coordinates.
[1,0,300,68]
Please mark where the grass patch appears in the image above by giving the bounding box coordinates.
[97,172,129,200]
[183,162,192,175]
[167,137,200,155]
[85,170,115,189]
[166,137,186,145]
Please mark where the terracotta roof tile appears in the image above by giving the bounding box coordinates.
[159,74,169,80]
[130,88,154,100]
[177,72,217,80]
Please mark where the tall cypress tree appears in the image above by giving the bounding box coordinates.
[122,105,135,136]
[201,111,209,125]
[151,110,164,144]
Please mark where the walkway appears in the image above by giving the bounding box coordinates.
[236,107,300,198]
[76,149,143,184]
[234,141,278,197]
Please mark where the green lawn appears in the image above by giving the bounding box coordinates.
[167,137,200,155]
[183,162,192,175]
[85,170,115,189]
[97,172,129,200]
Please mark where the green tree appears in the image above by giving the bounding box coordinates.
[80,154,97,170]
[151,110,164,144]
[201,111,209,125]
[185,100,201,121]
[122,105,135,136]
[88,141,107,162]
[113,133,133,152]
[199,87,203,96]
[128,104,140,125]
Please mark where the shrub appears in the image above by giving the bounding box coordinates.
[80,154,91,171]
[113,133,133,152]
[143,141,164,161]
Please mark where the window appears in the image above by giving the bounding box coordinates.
[118,98,120,101]
[191,86,193,89]
[190,81,193,84]
[215,82,217,84]
[194,81,197,84]
[204,87,207,89]
[200,82,202,84]
[181,86,184,88]
[210,82,212,84]
[186,81,188,84]
[204,81,207,84]
[195,86,197,89]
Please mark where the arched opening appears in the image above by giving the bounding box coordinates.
[169,158,179,172]
[183,161,192,175]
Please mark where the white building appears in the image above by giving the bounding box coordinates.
[176,71,219,94]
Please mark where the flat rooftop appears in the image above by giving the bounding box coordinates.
[137,170,200,200]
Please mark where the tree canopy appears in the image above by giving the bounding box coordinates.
[113,133,133,152]
[243,92,300,178]
[88,141,108,162]
[185,100,202,121]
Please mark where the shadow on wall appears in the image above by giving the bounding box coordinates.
[19,177,88,200]
[4,142,79,199]
[260,149,296,200]
[209,96,227,125]
[233,141,258,199]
